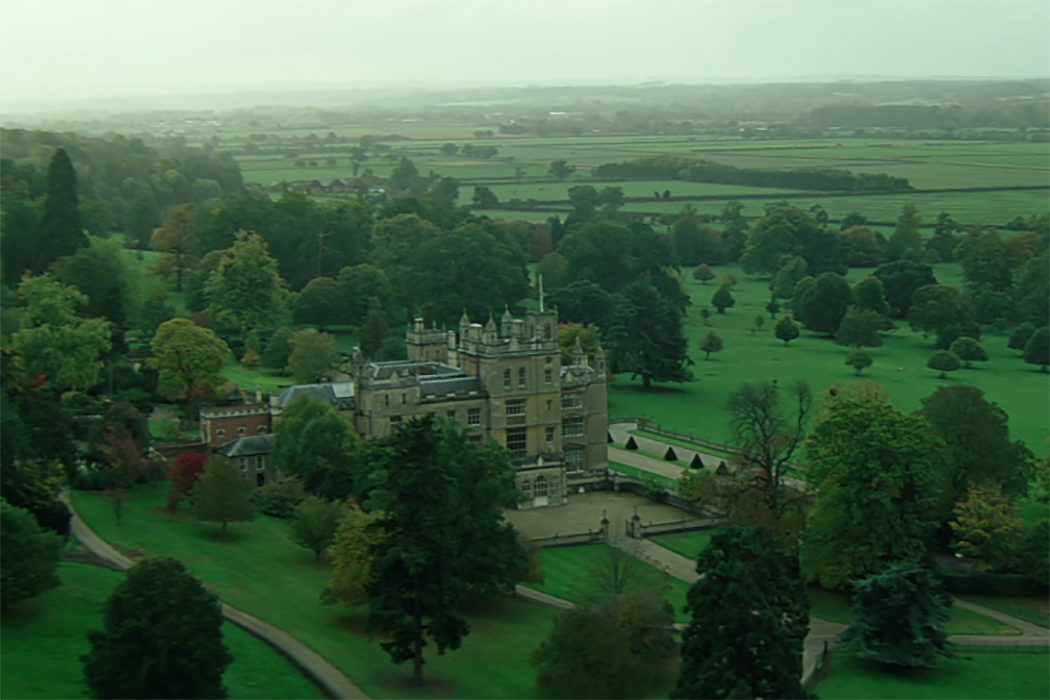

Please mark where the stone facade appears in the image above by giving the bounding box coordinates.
[354,308,608,508]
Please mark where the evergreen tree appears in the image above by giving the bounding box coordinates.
[673,526,808,699]
[82,557,232,699]
[38,148,87,271]
[838,560,951,668]
[711,285,735,314]
[607,274,692,388]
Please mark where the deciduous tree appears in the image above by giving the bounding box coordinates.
[846,348,873,375]
[872,259,936,318]
[794,272,853,335]
[950,483,1024,571]
[0,500,62,610]
[149,318,230,416]
[908,284,972,338]
[607,274,692,388]
[834,306,885,348]
[802,386,950,587]
[81,557,232,699]
[699,331,723,360]
[289,496,344,561]
[1023,326,1049,372]
[286,328,340,384]
[272,395,360,500]
[167,451,209,511]
[774,314,801,345]
[204,230,290,340]
[190,456,256,535]
[673,526,808,700]
[927,350,961,379]
[711,285,735,314]
[292,276,343,330]
[150,205,199,292]
[322,508,384,606]
[948,336,988,368]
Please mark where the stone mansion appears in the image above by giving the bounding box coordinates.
[199,307,608,508]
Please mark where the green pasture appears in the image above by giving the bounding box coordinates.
[529,543,692,622]
[70,483,560,699]
[815,650,1050,699]
[606,263,1049,457]
[649,529,719,560]
[0,561,324,700]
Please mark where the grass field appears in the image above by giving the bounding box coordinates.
[530,543,693,622]
[0,561,324,700]
[956,594,1050,629]
[70,482,562,698]
[815,650,1050,699]
[607,263,1049,457]
[650,529,718,560]
[608,460,678,489]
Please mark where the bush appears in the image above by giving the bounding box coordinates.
[1018,519,1049,589]
[625,436,639,450]
[664,446,678,461]
[691,454,705,469]
[252,472,306,518]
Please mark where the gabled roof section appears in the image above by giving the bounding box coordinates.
[214,434,274,458]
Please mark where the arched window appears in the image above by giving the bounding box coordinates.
[534,475,548,497]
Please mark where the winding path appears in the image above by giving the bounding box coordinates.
[60,492,369,700]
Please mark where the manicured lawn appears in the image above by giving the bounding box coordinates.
[816,650,1050,699]
[71,483,559,698]
[530,543,693,622]
[805,586,1019,635]
[633,429,736,460]
[650,529,719,561]
[608,263,1049,457]
[957,594,1050,629]
[0,561,324,700]
[608,460,678,489]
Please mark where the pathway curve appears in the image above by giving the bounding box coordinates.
[60,492,369,700]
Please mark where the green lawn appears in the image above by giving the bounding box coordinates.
[650,529,719,561]
[530,543,693,622]
[0,561,324,700]
[608,263,1049,457]
[957,594,1050,629]
[70,483,559,698]
[608,460,678,490]
[816,650,1050,699]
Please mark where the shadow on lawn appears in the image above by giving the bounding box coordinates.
[612,383,691,395]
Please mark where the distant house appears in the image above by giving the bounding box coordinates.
[214,434,274,486]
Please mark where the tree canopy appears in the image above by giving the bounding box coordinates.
[38,148,87,271]
[272,395,360,500]
[802,386,950,588]
[190,457,256,534]
[148,318,230,410]
[673,526,809,700]
[204,230,290,339]
[0,500,62,610]
[607,274,692,388]
[81,557,232,699]
[362,415,528,684]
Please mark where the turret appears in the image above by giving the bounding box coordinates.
[572,336,587,367]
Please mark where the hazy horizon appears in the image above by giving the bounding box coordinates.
[2,0,1048,112]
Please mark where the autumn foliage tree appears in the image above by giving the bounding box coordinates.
[950,483,1024,571]
[150,205,198,292]
[167,451,209,511]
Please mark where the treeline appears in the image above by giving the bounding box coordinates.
[0,128,244,254]
[806,102,1050,130]
[593,156,912,192]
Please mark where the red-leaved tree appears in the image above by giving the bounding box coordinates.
[167,451,209,512]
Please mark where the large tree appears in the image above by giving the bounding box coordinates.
[918,384,1034,506]
[190,456,256,535]
[292,276,343,330]
[52,239,131,351]
[150,205,199,292]
[741,205,843,276]
[204,230,290,340]
[285,328,340,384]
[337,263,395,326]
[607,274,692,388]
[886,203,923,260]
[362,416,529,684]
[673,526,809,700]
[148,318,230,416]
[12,274,112,392]
[272,395,360,500]
[908,284,972,338]
[838,560,952,669]
[37,148,87,271]
[794,272,853,335]
[82,557,232,699]
[802,386,951,588]
[872,259,937,318]
[0,500,62,610]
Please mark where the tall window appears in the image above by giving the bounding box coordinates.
[521,479,532,498]
[518,367,527,388]
[565,446,584,473]
[534,475,548,497]
[506,398,526,417]
[506,427,527,459]
[545,426,555,444]
[446,410,456,419]
[467,407,481,426]
[503,369,511,389]
[562,417,584,437]
[544,367,553,384]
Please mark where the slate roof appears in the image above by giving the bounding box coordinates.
[214,434,274,458]
[275,382,355,409]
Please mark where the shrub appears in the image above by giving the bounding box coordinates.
[252,472,306,518]
[691,454,705,469]
[625,436,639,450]
[664,446,678,461]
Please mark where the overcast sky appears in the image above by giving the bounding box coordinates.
[2,0,1047,107]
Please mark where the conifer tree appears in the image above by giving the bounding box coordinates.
[38,148,87,271]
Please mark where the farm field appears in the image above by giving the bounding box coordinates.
[815,650,1050,699]
[606,263,1049,458]
[233,134,1047,228]
[0,561,324,700]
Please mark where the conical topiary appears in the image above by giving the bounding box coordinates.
[664,446,678,461]
[716,461,729,476]
[690,454,705,469]
[607,432,614,443]
[625,436,639,450]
